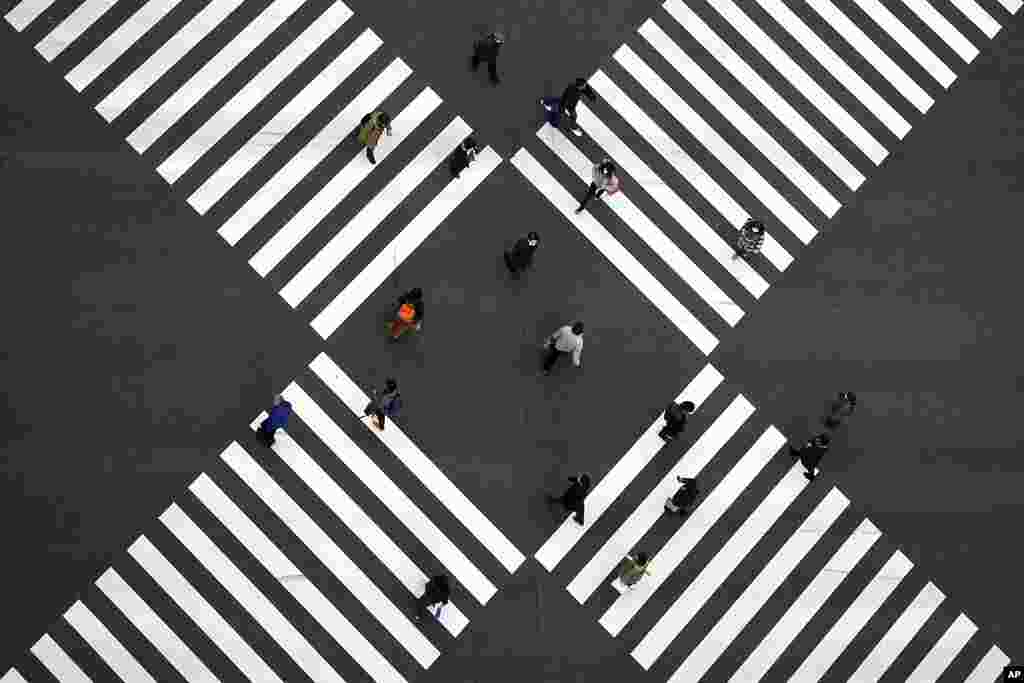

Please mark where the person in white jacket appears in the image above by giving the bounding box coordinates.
[542,321,584,375]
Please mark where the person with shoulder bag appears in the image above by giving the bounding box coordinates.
[574,159,619,214]
[363,378,402,431]
[358,111,392,164]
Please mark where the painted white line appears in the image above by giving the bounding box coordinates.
[0,669,27,683]
[64,600,157,683]
[947,0,1001,38]
[129,535,283,682]
[127,0,310,153]
[281,116,471,307]
[964,645,1011,682]
[852,0,956,87]
[160,503,349,681]
[219,443,440,668]
[851,581,945,681]
[4,0,55,32]
[617,40,830,244]
[900,0,978,63]
[634,465,809,668]
[802,0,933,114]
[907,612,978,682]
[96,568,217,683]
[558,107,771,295]
[668,488,849,681]
[755,0,912,139]
[222,58,416,249]
[701,0,888,164]
[95,0,242,122]
[279,381,499,603]
[245,88,440,261]
[730,518,881,682]
[35,0,118,61]
[155,0,352,182]
[994,0,1022,14]
[251,427,469,637]
[30,633,90,683]
[189,473,406,683]
[662,0,864,190]
[308,354,525,575]
[599,426,786,636]
[633,26,842,221]
[312,146,501,337]
[65,0,185,92]
[537,125,743,326]
[536,365,725,572]
[186,28,380,212]
[510,147,719,354]
[565,391,751,599]
[789,550,914,681]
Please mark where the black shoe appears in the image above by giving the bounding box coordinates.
[803,471,815,481]
[367,151,376,164]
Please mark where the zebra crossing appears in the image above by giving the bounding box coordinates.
[513,0,1021,359]
[4,0,502,343]
[4,351,524,681]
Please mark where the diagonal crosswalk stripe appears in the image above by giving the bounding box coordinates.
[30,633,90,683]
[907,612,977,681]
[948,0,1002,38]
[666,487,850,681]
[4,0,56,32]
[850,581,945,682]
[965,644,1011,682]
[63,600,157,683]
[900,0,979,64]
[0,669,27,683]
[851,0,957,86]
[154,0,353,182]
[35,0,119,62]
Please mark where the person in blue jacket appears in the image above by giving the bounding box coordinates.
[258,394,292,447]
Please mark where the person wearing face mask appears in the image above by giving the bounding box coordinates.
[503,231,540,275]
[574,159,619,214]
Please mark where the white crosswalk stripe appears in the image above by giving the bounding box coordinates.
[30,633,91,682]
[35,0,119,62]
[63,600,158,683]
[849,581,945,681]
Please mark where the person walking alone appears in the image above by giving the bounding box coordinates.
[659,400,695,442]
[824,391,857,429]
[733,218,766,260]
[413,574,451,624]
[574,159,619,214]
[541,321,584,375]
[389,288,424,341]
[503,231,540,275]
[258,394,292,447]
[541,78,597,136]
[471,31,504,85]
[619,552,651,588]
[358,110,392,164]
[363,378,402,431]
[664,476,699,516]
[790,433,830,481]
[547,473,591,525]
[449,136,480,178]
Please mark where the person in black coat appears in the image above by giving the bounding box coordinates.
[503,231,540,275]
[449,136,480,178]
[547,473,591,525]
[659,400,695,441]
[413,574,451,623]
[664,476,699,515]
[471,32,504,84]
[363,378,401,430]
[790,433,830,481]
[558,78,597,136]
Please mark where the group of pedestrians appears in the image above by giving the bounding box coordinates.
[790,391,857,481]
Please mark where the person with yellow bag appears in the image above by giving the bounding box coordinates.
[358,110,392,164]
[389,287,424,341]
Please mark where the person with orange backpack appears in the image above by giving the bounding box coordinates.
[389,288,424,341]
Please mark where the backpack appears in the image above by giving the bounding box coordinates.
[397,303,416,322]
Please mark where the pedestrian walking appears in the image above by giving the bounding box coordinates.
[574,159,619,214]
[413,574,451,624]
[503,231,540,275]
[546,78,598,135]
[664,476,699,515]
[363,378,402,431]
[619,552,651,588]
[449,136,480,178]
[470,31,504,84]
[541,321,584,375]
[258,394,292,447]
[824,391,857,429]
[357,111,392,164]
[659,400,695,442]
[790,433,830,481]
[546,473,591,525]
[733,218,766,260]
[388,288,424,341]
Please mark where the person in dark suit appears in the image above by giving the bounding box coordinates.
[413,574,451,624]
[790,433,830,481]
[471,32,504,84]
[258,395,292,447]
[664,476,699,515]
[547,473,591,525]
[504,231,540,275]
[659,400,695,441]
[824,391,857,429]
[449,136,480,178]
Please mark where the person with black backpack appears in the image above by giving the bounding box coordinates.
[659,400,695,442]
[363,378,402,431]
